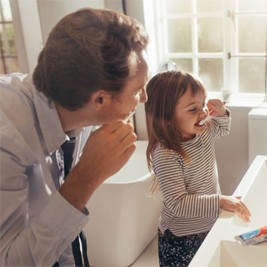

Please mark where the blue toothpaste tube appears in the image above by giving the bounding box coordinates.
[235,226,267,245]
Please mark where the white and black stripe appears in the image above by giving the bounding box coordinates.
[153,114,231,236]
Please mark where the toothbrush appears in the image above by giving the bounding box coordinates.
[92,110,136,132]
[199,110,216,126]
[124,110,136,123]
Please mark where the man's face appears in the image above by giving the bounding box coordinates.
[101,51,149,123]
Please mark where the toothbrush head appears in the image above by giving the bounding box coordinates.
[199,110,215,126]
[199,118,206,126]
[124,110,136,123]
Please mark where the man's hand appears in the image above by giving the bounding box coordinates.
[60,120,137,211]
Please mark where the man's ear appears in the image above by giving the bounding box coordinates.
[91,90,111,110]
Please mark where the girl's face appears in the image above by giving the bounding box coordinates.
[174,86,207,141]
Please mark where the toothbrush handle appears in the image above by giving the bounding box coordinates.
[209,109,216,116]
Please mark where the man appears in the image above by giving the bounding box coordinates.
[0,8,149,266]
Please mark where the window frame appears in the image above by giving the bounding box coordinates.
[0,0,19,74]
[143,0,267,102]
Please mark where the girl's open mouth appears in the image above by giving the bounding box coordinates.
[195,120,205,127]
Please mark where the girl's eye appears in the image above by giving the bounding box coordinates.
[189,108,197,112]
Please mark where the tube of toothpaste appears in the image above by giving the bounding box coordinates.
[235,226,267,246]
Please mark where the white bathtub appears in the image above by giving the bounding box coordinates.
[83,141,162,267]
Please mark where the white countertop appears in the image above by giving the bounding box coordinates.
[189,155,267,267]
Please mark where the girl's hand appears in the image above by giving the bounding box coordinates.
[219,195,251,222]
[207,99,226,117]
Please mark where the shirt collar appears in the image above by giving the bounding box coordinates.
[29,76,81,154]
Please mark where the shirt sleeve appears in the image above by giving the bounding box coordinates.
[211,108,231,139]
[0,127,89,267]
[153,147,220,218]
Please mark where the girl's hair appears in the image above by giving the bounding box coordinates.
[33,8,148,111]
[145,70,206,170]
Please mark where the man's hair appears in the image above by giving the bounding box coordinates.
[33,8,148,110]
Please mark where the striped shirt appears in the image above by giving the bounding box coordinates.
[152,113,231,236]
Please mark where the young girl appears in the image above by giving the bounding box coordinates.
[145,70,251,267]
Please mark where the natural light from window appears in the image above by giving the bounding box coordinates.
[145,0,267,102]
[0,0,19,74]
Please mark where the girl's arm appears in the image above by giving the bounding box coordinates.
[153,146,220,218]
[207,99,231,138]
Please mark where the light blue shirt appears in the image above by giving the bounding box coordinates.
[0,73,91,266]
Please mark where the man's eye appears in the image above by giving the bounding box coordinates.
[135,89,143,95]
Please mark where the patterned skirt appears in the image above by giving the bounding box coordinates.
[158,229,209,267]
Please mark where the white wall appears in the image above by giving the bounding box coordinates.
[215,104,252,194]
[37,0,105,43]
[11,0,43,73]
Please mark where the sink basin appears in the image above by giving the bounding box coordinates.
[208,240,267,267]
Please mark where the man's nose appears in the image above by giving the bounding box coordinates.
[140,88,148,103]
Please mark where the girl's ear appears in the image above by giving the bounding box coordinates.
[91,90,112,110]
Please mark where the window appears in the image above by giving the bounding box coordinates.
[0,0,19,74]
[147,0,267,101]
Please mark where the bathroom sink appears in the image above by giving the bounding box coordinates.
[208,240,267,267]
